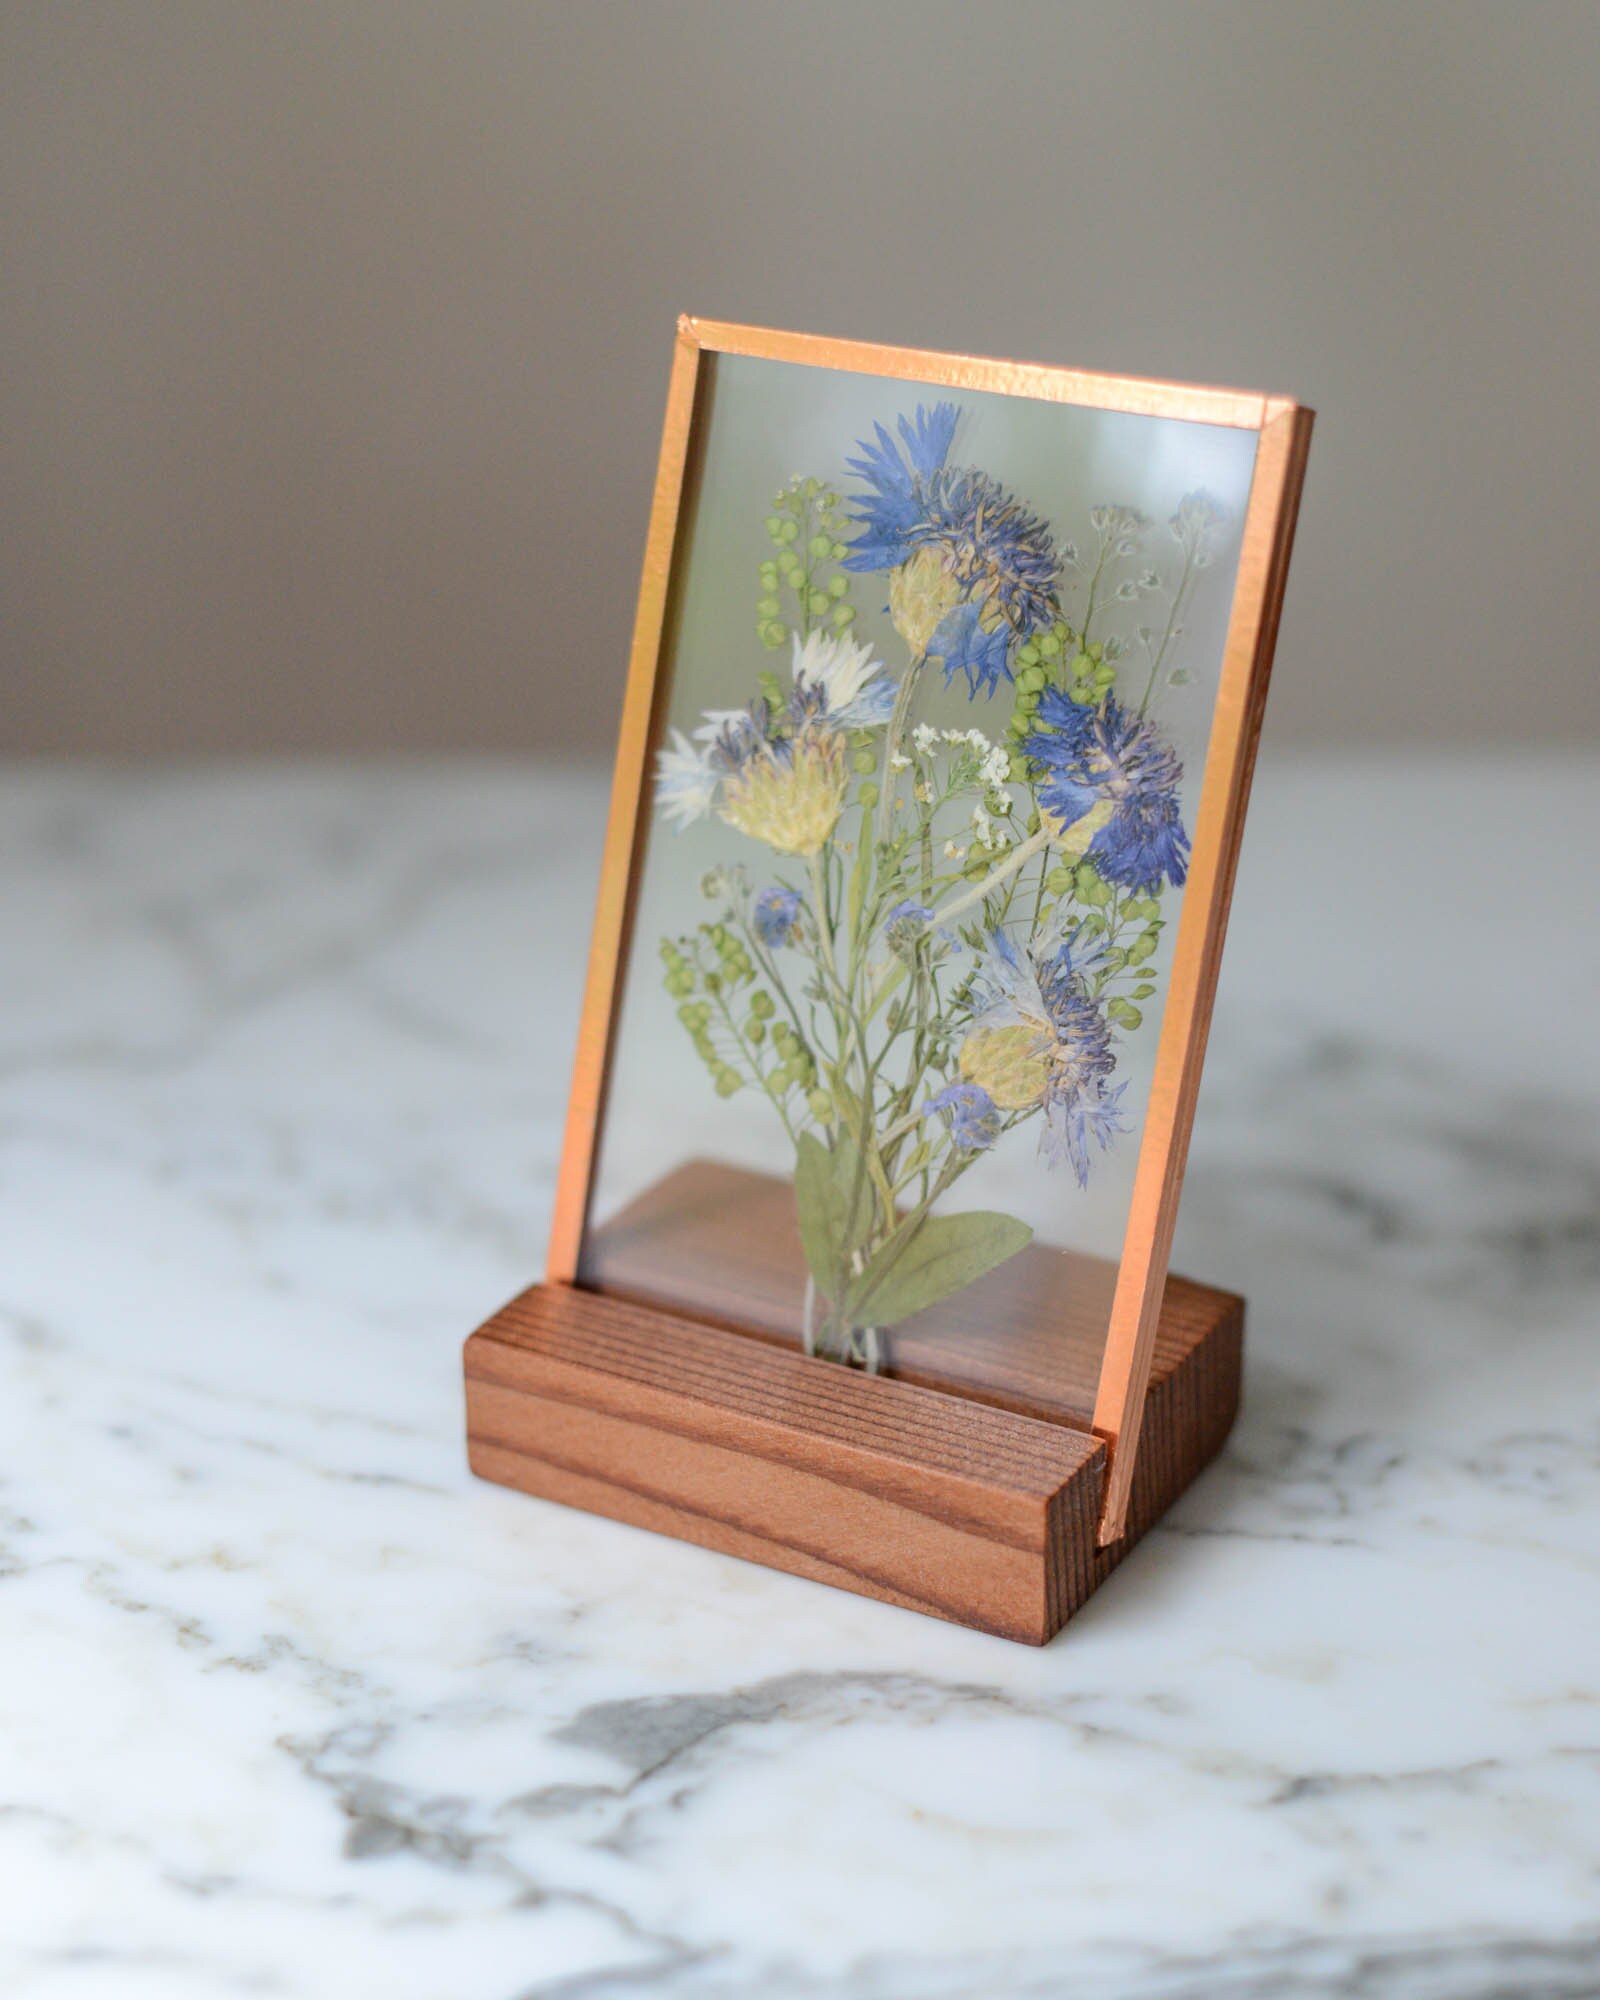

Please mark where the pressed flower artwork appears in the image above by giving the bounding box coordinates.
[581,350,1260,1379]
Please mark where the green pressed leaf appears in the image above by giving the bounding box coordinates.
[847,826,872,943]
[1106,997,1143,1030]
[862,956,908,1024]
[793,1131,872,1296]
[847,1210,1033,1328]
[827,1072,863,1139]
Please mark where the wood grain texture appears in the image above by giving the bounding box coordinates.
[467,1165,1243,1643]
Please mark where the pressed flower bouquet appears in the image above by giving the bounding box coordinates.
[647,397,1233,1371]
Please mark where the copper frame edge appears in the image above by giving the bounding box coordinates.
[1090,400,1315,1543]
[684,317,1273,431]
[545,318,706,1281]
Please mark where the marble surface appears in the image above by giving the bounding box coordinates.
[1,755,1596,1999]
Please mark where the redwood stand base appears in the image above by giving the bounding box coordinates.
[463,1164,1242,1646]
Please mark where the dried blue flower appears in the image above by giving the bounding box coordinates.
[924,1081,1003,1154]
[752,885,803,949]
[1024,690,1191,893]
[842,405,1061,695]
[960,929,1128,1185]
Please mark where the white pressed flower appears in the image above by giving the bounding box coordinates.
[971,805,1002,851]
[790,629,896,727]
[911,723,940,756]
[888,753,911,772]
[655,728,719,829]
[693,708,754,746]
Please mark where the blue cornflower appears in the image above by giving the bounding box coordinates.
[752,885,803,949]
[883,897,935,957]
[843,404,1061,695]
[698,703,776,776]
[924,601,1014,700]
[841,405,961,567]
[923,1080,1002,1155]
[1035,933,1129,1183]
[1024,690,1191,893]
[958,929,1128,1185]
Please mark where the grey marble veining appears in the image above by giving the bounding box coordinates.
[0,757,1596,1999]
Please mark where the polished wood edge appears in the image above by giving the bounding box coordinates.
[463,1278,1243,1644]
[1090,402,1315,1542]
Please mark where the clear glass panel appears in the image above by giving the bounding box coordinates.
[580,352,1257,1419]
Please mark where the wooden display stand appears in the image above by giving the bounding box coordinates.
[464,1162,1242,1645]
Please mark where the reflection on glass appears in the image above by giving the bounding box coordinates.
[582,357,1256,1404]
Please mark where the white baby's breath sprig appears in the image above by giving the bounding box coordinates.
[971,804,1003,851]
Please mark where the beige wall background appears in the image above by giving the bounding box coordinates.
[4,1,1596,757]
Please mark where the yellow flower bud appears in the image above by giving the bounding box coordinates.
[717,729,849,857]
[958,1024,1052,1111]
[1037,795,1116,855]
[888,546,964,657]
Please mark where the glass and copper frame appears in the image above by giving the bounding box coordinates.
[539,319,1310,1551]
